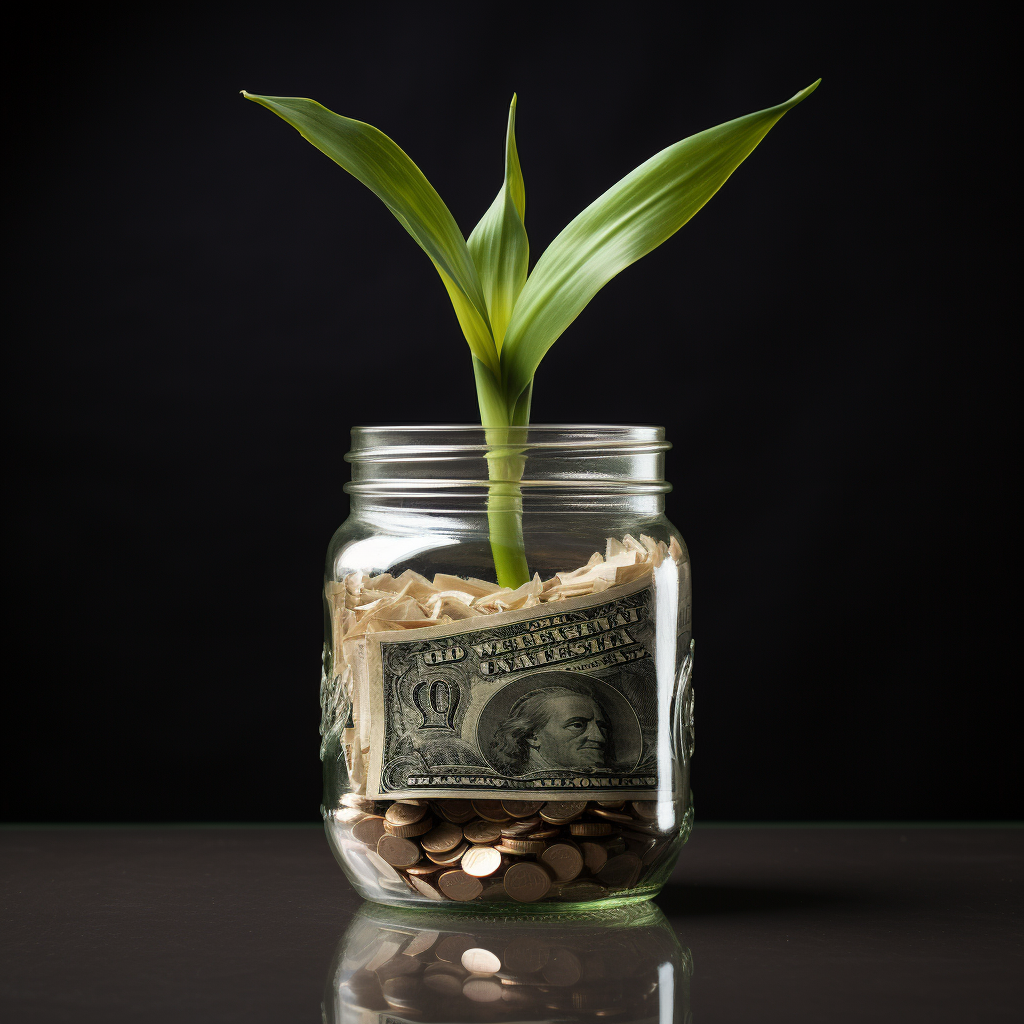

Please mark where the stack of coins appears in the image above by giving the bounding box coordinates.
[328,902,689,1023]
[332,796,683,904]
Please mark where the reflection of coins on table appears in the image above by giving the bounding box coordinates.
[381,974,422,1010]
[422,962,465,996]
[463,976,503,1002]
[504,861,552,902]
[542,947,583,986]
[461,845,502,877]
[461,947,501,975]
[503,941,550,974]
[435,934,478,963]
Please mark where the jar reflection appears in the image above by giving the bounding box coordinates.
[324,901,692,1023]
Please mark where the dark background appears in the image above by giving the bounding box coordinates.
[6,3,1015,822]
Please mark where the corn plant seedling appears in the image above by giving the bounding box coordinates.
[243,81,819,588]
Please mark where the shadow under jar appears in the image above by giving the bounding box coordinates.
[321,426,694,912]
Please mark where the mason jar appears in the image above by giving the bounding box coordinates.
[320,425,694,911]
[324,900,691,1021]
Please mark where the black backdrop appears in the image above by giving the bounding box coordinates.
[6,4,1016,822]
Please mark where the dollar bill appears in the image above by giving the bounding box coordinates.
[364,576,683,799]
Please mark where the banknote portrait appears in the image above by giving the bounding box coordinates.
[367,580,665,798]
[478,670,641,776]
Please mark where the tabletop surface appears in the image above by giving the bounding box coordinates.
[1,825,1020,1023]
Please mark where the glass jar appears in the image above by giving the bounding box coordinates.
[324,900,691,1022]
[321,425,694,911]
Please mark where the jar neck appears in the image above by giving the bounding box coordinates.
[344,425,671,515]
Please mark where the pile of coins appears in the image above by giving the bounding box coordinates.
[328,902,688,1022]
[331,796,681,904]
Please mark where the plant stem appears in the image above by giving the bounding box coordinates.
[473,359,531,589]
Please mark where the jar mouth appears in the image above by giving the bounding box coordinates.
[345,425,671,503]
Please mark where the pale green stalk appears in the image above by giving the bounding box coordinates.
[241,81,819,588]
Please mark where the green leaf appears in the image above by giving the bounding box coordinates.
[500,80,821,404]
[241,91,498,374]
[467,95,529,354]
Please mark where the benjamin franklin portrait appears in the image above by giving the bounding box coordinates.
[489,683,615,776]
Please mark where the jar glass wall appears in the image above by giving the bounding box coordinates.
[320,426,694,911]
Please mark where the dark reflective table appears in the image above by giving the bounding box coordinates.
[1,825,1020,1022]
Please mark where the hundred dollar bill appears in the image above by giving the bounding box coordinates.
[364,576,682,799]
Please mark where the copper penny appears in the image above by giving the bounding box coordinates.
[420,821,464,853]
[471,800,511,822]
[438,869,483,901]
[503,861,552,902]
[501,838,546,856]
[351,816,387,847]
[376,834,421,869]
[461,845,502,877]
[405,861,442,876]
[569,822,613,837]
[463,820,503,844]
[385,802,427,827]
[591,808,634,824]
[501,800,544,818]
[435,934,477,962]
[434,800,476,824]
[630,800,659,820]
[461,947,501,975]
[407,874,446,901]
[425,840,468,866]
[503,941,550,974]
[384,816,433,838]
[500,818,541,837]
[539,801,587,824]
[597,852,642,888]
[526,827,561,840]
[539,842,584,881]
[381,975,421,1009]
[580,841,608,874]
[594,799,626,809]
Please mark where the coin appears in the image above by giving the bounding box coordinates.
[463,977,503,1002]
[404,930,440,957]
[407,875,446,900]
[376,835,421,869]
[504,861,552,902]
[580,841,608,874]
[422,969,463,996]
[435,934,477,962]
[555,879,607,903]
[463,820,503,844]
[461,845,502,877]
[381,974,422,1009]
[461,947,501,975]
[425,840,468,865]
[595,799,626,809]
[642,840,669,867]
[438,870,484,901]
[420,821,464,853]
[569,822,613,837]
[503,941,550,974]
[472,800,511,822]
[405,861,443,876]
[542,948,583,986]
[351,816,387,847]
[501,838,546,856]
[375,954,422,983]
[591,808,633,824]
[365,849,403,882]
[630,800,659,820]
[500,818,541,837]
[597,852,642,888]
[540,800,587,824]
[540,842,584,881]
[526,827,560,840]
[501,800,544,818]
[434,799,476,824]
[384,816,433,838]
[386,802,428,826]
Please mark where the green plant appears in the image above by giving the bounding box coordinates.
[243,82,819,587]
